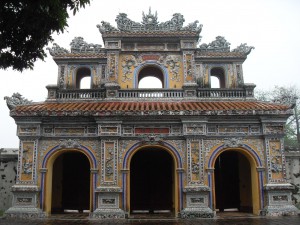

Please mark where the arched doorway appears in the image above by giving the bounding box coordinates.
[130,147,174,215]
[214,150,253,213]
[51,151,90,214]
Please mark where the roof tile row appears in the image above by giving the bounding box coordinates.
[14,101,290,114]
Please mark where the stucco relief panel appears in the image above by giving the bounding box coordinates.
[187,139,203,185]
[183,52,194,82]
[17,140,38,185]
[107,52,119,82]
[101,140,118,185]
[266,139,286,182]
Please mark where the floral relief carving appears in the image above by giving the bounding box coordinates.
[165,55,180,82]
[105,146,114,176]
[270,141,283,173]
[121,55,136,82]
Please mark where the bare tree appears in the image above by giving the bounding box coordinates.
[255,85,300,147]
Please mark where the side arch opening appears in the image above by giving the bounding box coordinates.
[212,148,261,215]
[44,149,93,215]
[210,67,225,88]
[76,67,91,89]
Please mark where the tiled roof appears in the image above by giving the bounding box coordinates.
[11,101,291,117]
[196,51,246,58]
[52,53,107,59]
[102,31,200,38]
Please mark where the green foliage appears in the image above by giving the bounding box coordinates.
[0,210,3,217]
[0,0,90,71]
[255,85,300,147]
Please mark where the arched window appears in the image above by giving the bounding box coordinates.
[211,76,220,88]
[76,67,91,89]
[210,68,225,88]
[80,77,91,89]
[139,77,162,88]
[138,66,164,88]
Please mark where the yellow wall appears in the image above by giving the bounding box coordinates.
[117,54,184,89]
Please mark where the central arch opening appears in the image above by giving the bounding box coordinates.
[130,148,174,215]
[51,151,90,214]
[214,151,253,213]
[138,66,164,88]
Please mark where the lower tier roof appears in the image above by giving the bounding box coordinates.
[10,101,292,117]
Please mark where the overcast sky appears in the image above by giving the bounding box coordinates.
[1,0,300,148]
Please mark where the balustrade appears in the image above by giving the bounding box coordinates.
[49,87,252,101]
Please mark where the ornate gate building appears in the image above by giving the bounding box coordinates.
[5,10,299,218]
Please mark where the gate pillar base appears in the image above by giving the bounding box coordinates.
[91,208,125,219]
[261,184,299,216]
[92,187,125,219]
[180,186,214,218]
[180,208,215,218]
[5,185,46,219]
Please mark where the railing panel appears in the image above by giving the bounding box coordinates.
[56,89,106,100]
[52,88,248,100]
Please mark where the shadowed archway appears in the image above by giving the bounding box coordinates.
[51,151,90,213]
[130,147,174,215]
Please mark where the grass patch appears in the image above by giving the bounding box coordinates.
[0,210,4,217]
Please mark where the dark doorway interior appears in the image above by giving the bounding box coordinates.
[130,148,173,214]
[51,152,90,213]
[215,151,252,212]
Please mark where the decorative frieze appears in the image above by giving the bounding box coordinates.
[55,127,85,136]
[99,125,121,136]
[207,125,261,135]
[18,126,40,136]
[263,124,284,135]
[105,41,121,49]
[42,126,97,137]
[183,124,205,136]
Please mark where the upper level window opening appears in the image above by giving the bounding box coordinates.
[210,68,225,88]
[80,77,91,89]
[139,76,163,88]
[138,66,164,88]
[211,76,220,88]
[76,67,91,89]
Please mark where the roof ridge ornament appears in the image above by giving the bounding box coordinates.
[47,43,70,56]
[70,37,102,53]
[97,10,202,33]
[4,93,32,110]
[232,43,255,55]
[47,37,103,56]
[199,36,231,52]
[199,36,254,55]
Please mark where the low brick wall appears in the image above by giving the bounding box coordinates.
[285,147,300,207]
[0,148,18,212]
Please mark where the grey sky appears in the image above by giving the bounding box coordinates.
[1,0,300,147]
